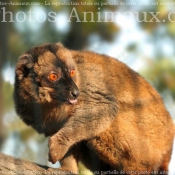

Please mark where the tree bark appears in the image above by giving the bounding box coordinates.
[0,153,73,175]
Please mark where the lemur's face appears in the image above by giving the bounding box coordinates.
[15,43,79,105]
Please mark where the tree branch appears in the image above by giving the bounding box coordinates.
[0,153,73,175]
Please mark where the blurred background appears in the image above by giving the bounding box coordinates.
[0,0,175,174]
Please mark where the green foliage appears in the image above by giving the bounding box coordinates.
[141,58,175,99]
[2,81,14,111]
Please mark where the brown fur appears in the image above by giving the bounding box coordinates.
[14,43,175,174]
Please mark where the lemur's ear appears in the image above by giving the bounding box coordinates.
[15,54,33,80]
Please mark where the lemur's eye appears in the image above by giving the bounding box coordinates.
[70,70,75,77]
[49,73,59,81]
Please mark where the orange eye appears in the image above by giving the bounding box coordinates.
[49,73,58,81]
[70,70,75,77]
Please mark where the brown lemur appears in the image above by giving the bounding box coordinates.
[14,43,175,175]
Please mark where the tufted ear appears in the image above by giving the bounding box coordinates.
[15,54,33,80]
